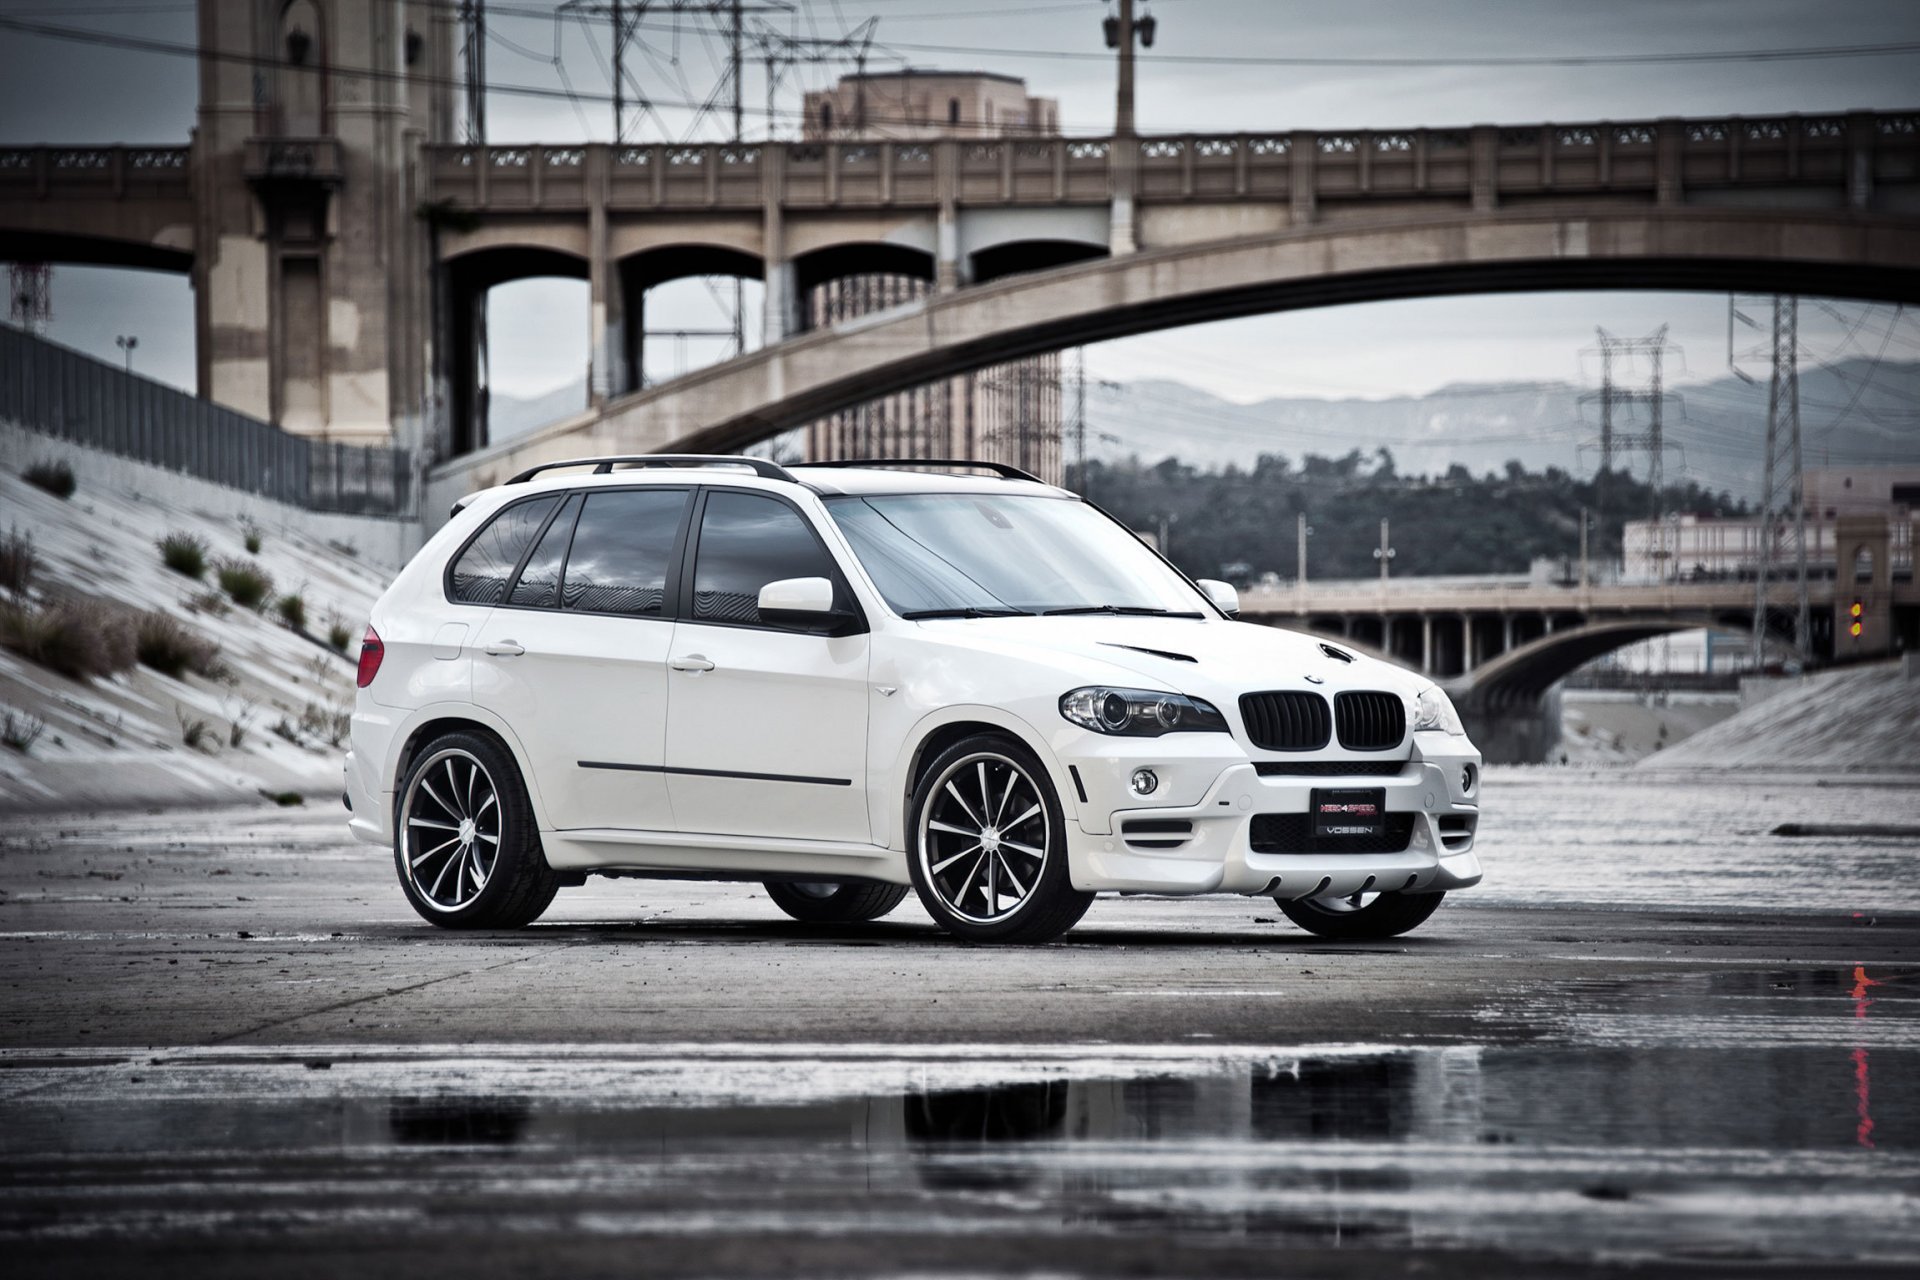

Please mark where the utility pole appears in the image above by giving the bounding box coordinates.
[1373,517,1396,586]
[1296,513,1311,609]
[611,0,623,142]
[1578,504,1590,592]
[460,0,486,143]
[1741,294,1808,666]
[115,334,137,374]
[1103,0,1156,256]
[1070,347,1088,494]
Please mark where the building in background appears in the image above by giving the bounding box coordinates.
[1622,467,1920,583]
[795,72,1065,484]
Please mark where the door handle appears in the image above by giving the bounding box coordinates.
[669,654,715,672]
[483,640,525,657]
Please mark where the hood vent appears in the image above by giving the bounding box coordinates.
[1100,643,1196,664]
[1319,642,1355,663]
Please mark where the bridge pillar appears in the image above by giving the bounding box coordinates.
[1502,612,1515,656]
[1656,118,1683,206]
[1289,131,1315,225]
[936,140,962,290]
[762,146,800,344]
[1848,111,1877,210]
[1421,614,1433,674]
[195,0,452,448]
[588,148,623,406]
[1469,126,1498,212]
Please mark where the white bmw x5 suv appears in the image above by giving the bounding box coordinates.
[345,456,1482,944]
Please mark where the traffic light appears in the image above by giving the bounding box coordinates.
[1849,599,1864,639]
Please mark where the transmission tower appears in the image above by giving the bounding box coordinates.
[1732,294,1809,665]
[1579,326,1684,578]
[8,262,52,334]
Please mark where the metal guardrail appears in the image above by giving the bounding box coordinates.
[0,324,413,517]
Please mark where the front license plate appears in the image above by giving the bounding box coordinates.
[1312,787,1386,840]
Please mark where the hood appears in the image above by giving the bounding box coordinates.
[912,615,1428,702]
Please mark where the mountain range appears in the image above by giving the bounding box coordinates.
[486,356,1919,500]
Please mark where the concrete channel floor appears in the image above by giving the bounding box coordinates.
[1,778,1917,1277]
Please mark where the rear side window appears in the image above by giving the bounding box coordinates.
[448,496,559,604]
[561,489,690,616]
[691,491,839,627]
[508,494,582,608]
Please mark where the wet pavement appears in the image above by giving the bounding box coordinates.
[2,769,1918,1276]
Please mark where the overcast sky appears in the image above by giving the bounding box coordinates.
[3,0,1917,412]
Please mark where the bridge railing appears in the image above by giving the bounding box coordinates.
[0,324,414,517]
[0,145,192,204]
[420,111,1916,213]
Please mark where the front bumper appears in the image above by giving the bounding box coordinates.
[1060,732,1482,900]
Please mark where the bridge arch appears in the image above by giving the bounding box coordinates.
[1451,619,1701,712]
[0,229,193,275]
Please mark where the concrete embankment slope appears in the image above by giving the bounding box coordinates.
[1638,660,1920,771]
[0,462,393,814]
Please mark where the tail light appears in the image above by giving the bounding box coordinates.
[356,625,385,688]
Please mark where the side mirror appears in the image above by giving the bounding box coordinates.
[1196,578,1240,616]
[758,576,839,627]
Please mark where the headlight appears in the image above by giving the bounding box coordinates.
[1413,685,1466,735]
[1060,687,1229,737]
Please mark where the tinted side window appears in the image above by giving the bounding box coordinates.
[449,496,560,604]
[560,489,689,616]
[508,493,581,608]
[691,491,838,627]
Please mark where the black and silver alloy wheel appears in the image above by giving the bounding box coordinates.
[400,748,500,912]
[393,730,561,930]
[920,752,1050,925]
[907,733,1093,944]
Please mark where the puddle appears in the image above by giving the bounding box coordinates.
[2,1028,1916,1267]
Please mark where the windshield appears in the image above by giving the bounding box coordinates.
[824,493,1210,619]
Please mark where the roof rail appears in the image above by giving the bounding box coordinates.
[504,455,796,485]
[797,458,1044,483]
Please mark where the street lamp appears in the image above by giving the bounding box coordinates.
[115,334,138,374]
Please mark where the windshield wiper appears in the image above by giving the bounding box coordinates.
[900,606,1034,620]
[1040,605,1204,618]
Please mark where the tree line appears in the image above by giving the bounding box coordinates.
[1080,450,1749,583]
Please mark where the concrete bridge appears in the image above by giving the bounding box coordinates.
[5,101,1919,472]
[1244,568,1920,759]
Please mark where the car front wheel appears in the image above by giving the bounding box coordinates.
[907,733,1093,944]
[1277,888,1445,939]
[394,731,560,929]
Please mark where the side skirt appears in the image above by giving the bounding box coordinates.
[541,827,911,886]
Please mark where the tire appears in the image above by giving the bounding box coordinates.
[906,733,1093,944]
[1277,888,1445,940]
[393,730,560,929]
[764,879,910,924]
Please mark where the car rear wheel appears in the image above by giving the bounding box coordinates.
[1277,888,1445,939]
[394,731,559,929]
[907,733,1093,944]
[763,879,910,924]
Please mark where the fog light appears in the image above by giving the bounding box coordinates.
[1129,767,1159,796]
[1460,764,1477,796]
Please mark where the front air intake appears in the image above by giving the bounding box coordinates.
[1239,691,1332,752]
[1334,691,1406,751]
